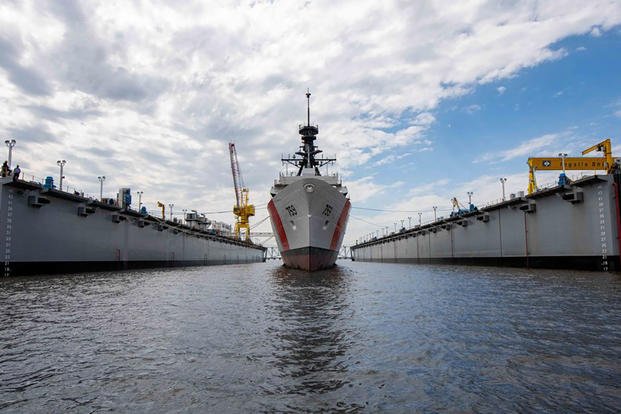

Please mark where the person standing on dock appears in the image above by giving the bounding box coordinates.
[1,161,8,177]
[13,164,20,181]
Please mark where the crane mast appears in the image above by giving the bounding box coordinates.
[228,143,255,241]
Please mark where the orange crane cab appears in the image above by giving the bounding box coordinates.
[229,143,255,241]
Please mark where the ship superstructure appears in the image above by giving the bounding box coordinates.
[268,91,350,271]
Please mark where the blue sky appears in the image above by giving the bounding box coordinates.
[350,26,621,239]
[362,29,621,189]
[1,1,621,245]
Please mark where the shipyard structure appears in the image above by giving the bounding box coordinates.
[0,177,265,276]
[352,173,621,271]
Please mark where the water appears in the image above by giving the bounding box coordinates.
[1,261,620,413]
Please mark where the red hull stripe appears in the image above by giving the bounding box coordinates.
[268,199,290,251]
[330,199,351,251]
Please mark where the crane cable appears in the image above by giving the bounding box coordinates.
[250,216,270,229]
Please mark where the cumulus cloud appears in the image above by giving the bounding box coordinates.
[497,86,507,95]
[1,0,621,243]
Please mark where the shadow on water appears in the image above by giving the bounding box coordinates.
[264,265,364,409]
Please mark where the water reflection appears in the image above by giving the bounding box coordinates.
[2,262,619,412]
[267,265,356,398]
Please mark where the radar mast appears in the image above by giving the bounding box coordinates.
[281,90,336,176]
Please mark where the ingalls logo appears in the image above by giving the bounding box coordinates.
[543,160,552,167]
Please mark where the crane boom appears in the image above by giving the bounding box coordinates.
[228,142,255,241]
[229,143,243,208]
[581,138,613,172]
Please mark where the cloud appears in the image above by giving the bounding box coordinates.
[373,152,412,166]
[475,133,559,163]
[1,0,621,245]
[345,176,387,204]
[465,104,481,114]
[497,86,507,95]
[0,35,50,95]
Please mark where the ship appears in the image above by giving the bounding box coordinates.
[0,176,265,276]
[268,91,350,271]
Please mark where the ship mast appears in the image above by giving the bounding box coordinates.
[281,90,336,176]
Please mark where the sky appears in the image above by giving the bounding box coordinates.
[1,0,621,247]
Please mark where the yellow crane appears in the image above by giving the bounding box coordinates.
[527,138,615,194]
[229,142,255,241]
[157,201,165,220]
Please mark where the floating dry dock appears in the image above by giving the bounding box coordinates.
[0,177,265,276]
[352,174,620,271]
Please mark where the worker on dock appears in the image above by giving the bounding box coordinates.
[1,161,9,177]
[13,164,20,181]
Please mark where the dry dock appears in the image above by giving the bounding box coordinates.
[352,174,620,271]
[0,177,265,276]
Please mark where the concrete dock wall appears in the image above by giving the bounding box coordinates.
[352,175,619,271]
[0,179,265,276]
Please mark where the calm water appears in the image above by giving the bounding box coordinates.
[1,261,620,413]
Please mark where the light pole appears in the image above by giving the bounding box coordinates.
[97,176,105,201]
[182,209,187,224]
[558,153,568,175]
[467,191,473,207]
[136,191,144,210]
[4,139,16,168]
[433,206,437,221]
[408,216,412,228]
[168,203,174,221]
[500,177,507,201]
[418,212,422,225]
[57,160,66,191]
[394,222,397,233]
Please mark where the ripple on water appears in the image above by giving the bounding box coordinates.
[1,262,621,412]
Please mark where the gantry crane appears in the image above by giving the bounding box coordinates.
[527,138,615,194]
[229,142,255,241]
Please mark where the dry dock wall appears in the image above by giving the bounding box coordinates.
[0,179,265,276]
[352,175,620,271]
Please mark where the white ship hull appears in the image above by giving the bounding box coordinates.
[268,177,350,271]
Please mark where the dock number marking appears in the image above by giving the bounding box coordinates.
[597,185,608,271]
[322,204,333,217]
[285,205,297,217]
